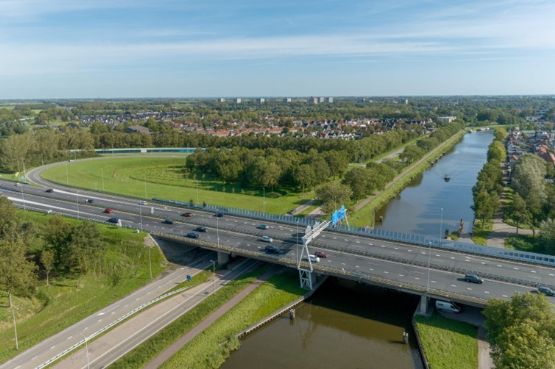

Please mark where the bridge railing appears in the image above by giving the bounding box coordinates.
[153,198,555,268]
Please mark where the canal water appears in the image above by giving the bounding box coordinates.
[221,278,422,369]
[375,131,494,237]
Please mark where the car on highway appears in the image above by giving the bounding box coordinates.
[181,212,193,217]
[314,251,327,258]
[186,232,200,239]
[45,188,54,193]
[107,217,120,224]
[304,254,320,263]
[461,273,483,284]
[435,300,462,313]
[139,200,148,205]
[162,219,174,225]
[86,198,94,204]
[257,224,268,230]
[260,235,273,243]
[195,226,207,232]
[264,245,280,254]
[538,286,555,296]
[215,212,224,217]
[104,208,113,214]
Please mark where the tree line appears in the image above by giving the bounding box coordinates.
[472,128,508,226]
[315,123,464,211]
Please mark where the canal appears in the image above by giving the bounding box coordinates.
[221,278,423,369]
[375,131,494,237]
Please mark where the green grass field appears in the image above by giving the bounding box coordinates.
[471,220,492,245]
[0,211,166,364]
[415,314,478,369]
[160,270,304,369]
[41,156,313,214]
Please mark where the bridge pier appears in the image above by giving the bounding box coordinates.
[217,251,230,266]
[418,295,430,315]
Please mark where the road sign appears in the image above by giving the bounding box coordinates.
[331,205,346,225]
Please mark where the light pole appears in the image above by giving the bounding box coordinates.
[101,167,105,191]
[76,190,80,220]
[216,216,220,248]
[84,334,90,369]
[143,172,147,199]
[148,246,153,280]
[9,293,18,350]
[426,241,432,293]
[139,203,143,231]
[439,207,444,246]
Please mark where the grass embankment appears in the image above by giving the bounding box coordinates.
[0,211,166,364]
[111,269,303,369]
[414,314,478,369]
[41,156,313,214]
[0,172,18,181]
[350,131,465,227]
[160,270,304,369]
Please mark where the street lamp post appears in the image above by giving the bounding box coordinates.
[9,293,18,350]
[84,334,90,369]
[439,207,444,246]
[139,203,143,231]
[216,216,220,248]
[426,241,432,293]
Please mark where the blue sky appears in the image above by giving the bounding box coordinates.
[0,0,554,98]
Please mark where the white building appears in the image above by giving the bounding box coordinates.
[327,97,334,103]
[438,116,457,123]
[236,98,242,104]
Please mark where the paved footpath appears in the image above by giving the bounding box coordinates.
[50,260,259,369]
[143,267,278,369]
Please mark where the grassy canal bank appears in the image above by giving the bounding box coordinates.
[350,130,465,227]
[414,313,479,369]
[111,268,304,369]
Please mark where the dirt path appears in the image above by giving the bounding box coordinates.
[290,199,317,215]
[143,268,278,369]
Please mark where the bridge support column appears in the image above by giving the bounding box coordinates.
[418,295,430,315]
[217,252,230,266]
[298,269,316,290]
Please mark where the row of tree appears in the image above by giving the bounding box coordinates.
[472,129,507,226]
[185,147,349,191]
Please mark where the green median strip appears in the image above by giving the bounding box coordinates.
[159,270,304,369]
[109,266,268,369]
[414,313,478,369]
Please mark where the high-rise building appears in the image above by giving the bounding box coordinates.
[257,98,265,104]
[236,98,242,104]
[327,97,334,103]
[218,98,226,103]
[284,97,292,103]
[319,96,325,103]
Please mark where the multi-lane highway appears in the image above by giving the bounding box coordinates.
[2,179,555,308]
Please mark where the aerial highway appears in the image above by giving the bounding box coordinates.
[2,179,555,308]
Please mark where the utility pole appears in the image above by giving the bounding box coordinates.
[148,246,153,280]
[9,293,18,350]
[439,207,444,246]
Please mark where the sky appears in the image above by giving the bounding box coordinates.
[0,0,554,98]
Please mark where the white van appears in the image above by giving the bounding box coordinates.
[435,300,461,313]
[305,254,320,263]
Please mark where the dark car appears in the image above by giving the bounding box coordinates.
[162,219,174,225]
[215,212,224,217]
[186,232,200,239]
[538,286,555,296]
[257,224,268,230]
[181,212,193,217]
[86,198,94,204]
[45,188,54,193]
[314,251,327,258]
[462,273,483,284]
[107,217,120,224]
[195,226,207,232]
[104,208,113,214]
[264,245,280,255]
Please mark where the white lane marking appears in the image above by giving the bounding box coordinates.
[466,287,472,291]
[333,237,337,240]
[531,270,537,273]
[67,336,73,340]
[356,240,360,244]
[369,268,374,271]
[97,312,105,316]
[384,271,389,274]
[484,291,490,294]
[380,245,386,248]
[399,274,405,277]
[550,274,555,277]
[431,280,437,284]
[98,319,103,322]
[450,284,457,287]
[481,262,487,265]
[50,345,56,350]
[450,256,455,260]
[497,264,502,267]
[514,267,519,270]
[344,238,349,241]
[408,249,413,252]
[414,277,420,280]
[421,251,426,255]
[502,294,509,298]
[355,265,360,268]
[368,243,374,246]
[394,247,399,250]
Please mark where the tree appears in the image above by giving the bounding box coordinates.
[473,190,498,226]
[315,182,352,214]
[342,167,371,200]
[0,241,37,302]
[540,219,555,252]
[484,293,555,369]
[508,194,530,234]
[41,249,54,286]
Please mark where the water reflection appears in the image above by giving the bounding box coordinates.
[221,278,422,369]
[375,132,494,237]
